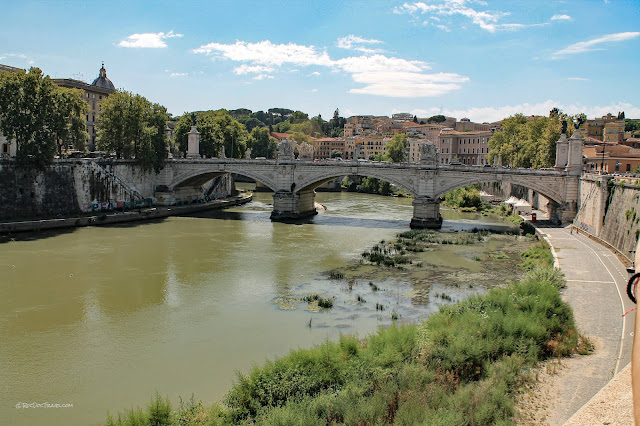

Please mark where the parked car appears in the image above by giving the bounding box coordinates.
[448,161,463,166]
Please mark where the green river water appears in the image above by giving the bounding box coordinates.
[0,186,524,425]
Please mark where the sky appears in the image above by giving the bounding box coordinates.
[1,0,639,123]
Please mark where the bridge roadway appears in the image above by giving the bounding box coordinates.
[155,157,581,228]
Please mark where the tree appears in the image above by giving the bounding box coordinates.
[618,111,625,120]
[173,110,248,159]
[96,90,168,172]
[385,134,408,162]
[413,115,418,123]
[487,111,573,169]
[330,150,342,158]
[51,88,87,156]
[289,110,309,124]
[249,127,277,159]
[0,67,87,169]
[289,131,311,144]
[427,115,446,124]
[626,120,640,133]
[237,117,265,133]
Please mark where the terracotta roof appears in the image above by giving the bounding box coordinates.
[270,132,291,140]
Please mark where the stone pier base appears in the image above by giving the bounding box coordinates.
[410,197,442,229]
[270,190,317,221]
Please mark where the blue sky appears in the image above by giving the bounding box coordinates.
[1,0,639,122]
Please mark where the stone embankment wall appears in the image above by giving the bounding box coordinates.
[575,174,640,263]
[0,159,232,221]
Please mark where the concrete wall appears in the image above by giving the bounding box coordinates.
[0,159,233,221]
[575,175,640,262]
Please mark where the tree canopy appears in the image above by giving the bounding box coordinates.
[385,133,408,162]
[0,67,87,169]
[249,127,277,159]
[173,110,248,159]
[96,90,168,173]
[427,115,446,124]
[487,109,578,168]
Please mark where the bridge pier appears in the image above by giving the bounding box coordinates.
[270,190,317,221]
[410,197,443,229]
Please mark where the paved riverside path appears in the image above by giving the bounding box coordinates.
[534,224,635,424]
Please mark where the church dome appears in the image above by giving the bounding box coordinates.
[91,63,115,91]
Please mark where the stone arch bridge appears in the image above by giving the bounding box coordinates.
[142,130,583,229]
[156,161,579,229]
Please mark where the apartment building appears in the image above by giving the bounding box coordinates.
[603,121,625,144]
[437,130,493,165]
[584,113,624,142]
[314,137,346,159]
[344,135,390,160]
[583,144,640,173]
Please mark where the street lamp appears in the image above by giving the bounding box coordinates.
[597,142,606,174]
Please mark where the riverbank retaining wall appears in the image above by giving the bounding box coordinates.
[575,174,640,263]
[0,159,232,221]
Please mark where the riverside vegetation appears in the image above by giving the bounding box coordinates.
[106,232,589,425]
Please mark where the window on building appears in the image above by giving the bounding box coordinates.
[627,164,631,172]
[92,94,95,99]
[99,95,102,100]
[2,144,7,154]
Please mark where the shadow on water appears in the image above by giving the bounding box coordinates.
[0,227,77,244]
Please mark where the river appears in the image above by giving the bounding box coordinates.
[1,187,521,425]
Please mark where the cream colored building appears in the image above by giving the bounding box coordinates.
[437,130,494,165]
[603,121,625,144]
[53,63,116,151]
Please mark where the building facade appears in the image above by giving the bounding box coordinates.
[583,144,640,173]
[313,137,345,159]
[53,63,116,151]
[437,130,493,165]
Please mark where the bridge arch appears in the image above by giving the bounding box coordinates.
[169,168,278,192]
[295,168,419,195]
[434,173,565,206]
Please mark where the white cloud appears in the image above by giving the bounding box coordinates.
[551,14,572,21]
[253,74,274,80]
[568,77,589,81]
[169,72,187,78]
[118,30,183,48]
[193,39,468,97]
[0,53,27,60]
[312,88,318,92]
[410,100,640,123]
[337,35,385,53]
[193,40,333,66]
[350,71,468,97]
[394,1,543,33]
[553,31,640,58]
[233,64,275,75]
[309,71,321,76]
